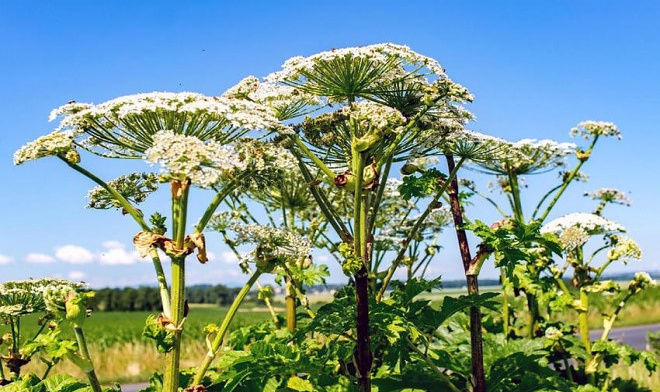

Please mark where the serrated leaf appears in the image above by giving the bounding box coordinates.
[287,375,314,391]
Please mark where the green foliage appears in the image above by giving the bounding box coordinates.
[142,314,175,353]
[0,374,119,392]
[398,168,446,200]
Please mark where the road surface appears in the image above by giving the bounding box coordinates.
[590,323,659,350]
[120,324,660,392]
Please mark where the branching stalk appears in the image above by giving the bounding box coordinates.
[193,271,262,386]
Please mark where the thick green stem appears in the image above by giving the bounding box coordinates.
[193,271,261,386]
[507,170,524,222]
[285,277,297,332]
[587,291,635,375]
[292,136,336,180]
[578,289,592,354]
[256,281,280,327]
[351,148,372,392]
[526,292,540,338]
[163,181,190,392]
[73,326,102,392]
[367,157,392,236]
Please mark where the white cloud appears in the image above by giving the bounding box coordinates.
[25,253,55,263]
[55,245,95,264]
[220,251,240,264]
[97,241,141,265]
[0,254,13,265]
[206,251,216,262]
[68,271,86,280]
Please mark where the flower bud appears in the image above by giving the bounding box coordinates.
[400,163,419,175]
[64,149,80,164]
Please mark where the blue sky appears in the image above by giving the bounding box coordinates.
[1,1,659,288]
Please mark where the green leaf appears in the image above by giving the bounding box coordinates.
[287,375,315,391]
[42,375,88,392]
[398,168,446,200]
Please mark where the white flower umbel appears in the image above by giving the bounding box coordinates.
[344,101,406,132]
[14,130,78,165]
[0,279,86,317]
[558,226,590,250]
[474,138,575,175]
[87,172,160,209]
[607,237,642,264]
[541,212,626,236]
[585,188,632,206]
[47,92,284,157]
[265,43,473,104]
[223,76,320,121]
[232,223,312,265]
[438,129,511,163]
[145,130,245,188]
[570,121,621,140]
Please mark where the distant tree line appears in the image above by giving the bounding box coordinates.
[89,284,241,311]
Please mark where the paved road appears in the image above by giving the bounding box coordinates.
[120,324,660,391]
[121,383,148,392]
[590,323,659,350]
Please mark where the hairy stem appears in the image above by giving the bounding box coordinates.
[163,181,190,392]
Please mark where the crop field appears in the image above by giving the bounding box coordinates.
[3,305,272,383]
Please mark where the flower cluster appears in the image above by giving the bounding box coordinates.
[570,121,621,140]
[235,139,297,173]
[475,138,575,175]
[145,130,245,188]
[223,76,319,121]
[607,236,642,264]
[541,213,626,236]
[46,92,285,158]
[87,172,160,209]
[344,101,406,132]
[266,43,472,107]
[441,129,510,163]
[0,279,86,317]
[231,223,312,270]
[13,130,78,165]
[628,272,656,294]
[558,226,589,250]
[585,188,632,206]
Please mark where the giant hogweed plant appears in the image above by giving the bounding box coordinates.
[13,91,297,392]
[242,43,513,392]
[10,43,655,392]
[461,123,657,389]
[460,122,615,338]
